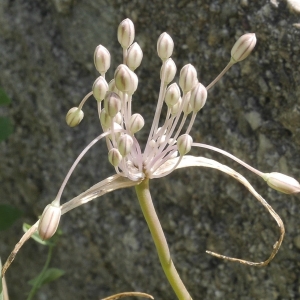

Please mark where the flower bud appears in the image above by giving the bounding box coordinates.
[100,108,112,129]
[38,202,61,240]
[182,92,192,115]
[171,97,182,115]
[66,107,84,127]
[127,42,143,70]
[94,45,111,74]
[179,64,198,93]
[157,32,174,61]
[114,111,123,125]
[177,134,193,156]
[160,58,177,84]
[92,76,108,101]
[231,33,256,63]
[108,122,123,140]
[118,18,135,49]
[104,92,121,118]
[108,79,119,93]
[263,172,300,194]
[108,148,122,167]
[129,113,144,133]
[117,133,133,156]
[115,64,138,95]
[165,83,181,107]
[189,83,207,112]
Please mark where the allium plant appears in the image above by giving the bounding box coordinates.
[2,18,300,300]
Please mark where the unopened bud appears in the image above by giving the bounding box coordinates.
[92,76,108,101]
[127,42,143,70]
[100,108,112,129]
[38,202,61,240]
[108,148,122,167]
[182,92,192,115]
[177,134,193,156]
[117,133,133,156]
[115,64,138,95]
[190,83,207,112]
[263,172,300,194]
[94,45,111,74]
[118,18,135,49]
[165,83,181,107]
[157,32,174,61]
[104,92,121,118]
[114,112,123,125]
[66,107,84,127]
[231,33,256,63]
[171,97,182,115]
[160,58,177,84]
[108,122,123,140]
[108,79,119,93]
[179,64,198,93]
[129,113,144,133]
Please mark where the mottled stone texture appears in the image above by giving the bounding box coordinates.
[1,0,300,299]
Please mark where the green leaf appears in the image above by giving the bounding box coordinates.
[0,204,22,231]
[28,268,65,287]
[0,117,13,142]
[0,88,11,105]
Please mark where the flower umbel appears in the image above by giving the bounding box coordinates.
[2,19,300,300]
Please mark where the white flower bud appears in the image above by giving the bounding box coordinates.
[108,148,122,167]
[129,113,144,133]
[38,202,61,240]
[108,79,119,93]
[182,92,192,115]
[66,107,84,127]
[157,32,174,61]
[100,108,112,129]
[189,83,207,112]
[177,134,193,156]
[104,92,121,118]
[165,83,181,107]
[117,133,133,156]
[92,76,108,101]
[231,33,256,63]
[171,97,182,115]
[127,42,143,70]
[118,18,135,49]
[114,112,123,125]
[160,58,177,84]
[263,172,300,194]
[115,64,138,95]
[94,45,111,74]
[179,64,198,93]
[108,122,123,140]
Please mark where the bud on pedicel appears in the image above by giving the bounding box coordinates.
[118,18,135,49]
[108,79,119,93]
[182,92,192,115]
[165,83,181,107]
[66,107,84,127]
[171,97,182,115]
[117,133,133,156]
[230,33,256,63]
[157,32,174,61]
[92,76,108,101]
[160,58,177,84]
[104,92,121,118]
[127,42,143,70]
[177,134,193,156]
[179,64,198,93]
[114,64,138,95]
[100,108,112,129]
[263,172,300,194]
[94,45,111,74]
[108,148,122,167]
[38,202,61,240]
[129,113,145,133]
[190,83,207,112]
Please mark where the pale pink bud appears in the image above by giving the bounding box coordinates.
[92,76,108,101]
[118,18,135,49]
[177,134,193,155]
[117,133,133,156]
[170,97,182,115]
[231,33,256,63]
[179,64,198,93]
[263,172,300,194]
[94,45,111,74]
[38,202,61,240]
[160,58,177,84]
[108,79,119,93]
[66,107,84,127]
[157,32,174,61]
[100,108,112,129]
[189,82,207,112]
[108,148,122,167]
[114,64,138,95]
[114,112,123,125]
[129,113,144,133]
[182,92,192,115]
[165,83,181,107]
[104,92,121,118]
[127,42,143,70]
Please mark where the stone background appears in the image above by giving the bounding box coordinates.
[1,0,300,299]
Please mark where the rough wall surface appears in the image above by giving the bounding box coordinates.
[1,0,300,299]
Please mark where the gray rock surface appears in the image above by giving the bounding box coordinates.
[1,0,300,299]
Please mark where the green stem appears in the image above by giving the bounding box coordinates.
[135,179,192,300]
[26,245,54,300]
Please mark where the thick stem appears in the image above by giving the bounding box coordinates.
[135,179,192,300]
